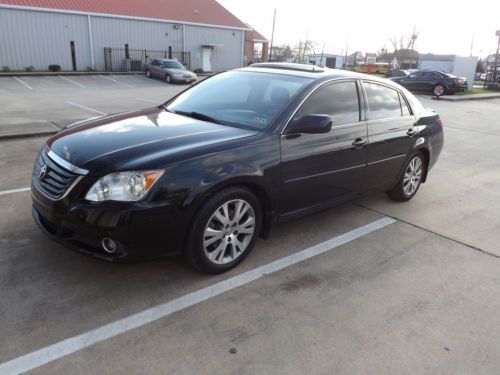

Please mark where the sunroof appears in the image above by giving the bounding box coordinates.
[250,63,325,73]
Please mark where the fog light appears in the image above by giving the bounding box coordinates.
[102,238,117,254]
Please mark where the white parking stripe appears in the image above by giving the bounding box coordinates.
[99,75,133,88]
[65,101,107,115]
[0,187,30,196]
[0,217,395,375]
[58,75,86,88]
[12,77,33,90]
[136,97,159,104]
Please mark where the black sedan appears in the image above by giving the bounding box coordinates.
[31,63,443,273]
[391,70,468,96]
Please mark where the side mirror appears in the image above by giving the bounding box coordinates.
[287,114,333,134]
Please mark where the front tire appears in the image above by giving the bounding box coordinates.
[185,187,262,274]
[145,69,151,78]
[387,152,426,201]
[165,74,172,84]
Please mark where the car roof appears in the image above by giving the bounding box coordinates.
[238,63,399,87]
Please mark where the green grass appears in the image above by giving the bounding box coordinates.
[457,88,498,95]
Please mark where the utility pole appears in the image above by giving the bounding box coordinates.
[494,30,500,85]
[269,8,276,62]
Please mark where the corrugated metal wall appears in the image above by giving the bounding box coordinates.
[0,7,244,72]
[90,16,183,70]
[179,25,243,72]
[0,8,91,71]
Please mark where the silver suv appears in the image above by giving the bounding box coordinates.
[144,59,197,84]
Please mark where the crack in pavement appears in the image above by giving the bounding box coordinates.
[353,202,500,260]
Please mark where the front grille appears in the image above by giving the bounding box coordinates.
[32,151,79,200]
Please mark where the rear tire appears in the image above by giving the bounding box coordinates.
[433,84,445,96]
[387,152,426,202]
[185,187,262,274]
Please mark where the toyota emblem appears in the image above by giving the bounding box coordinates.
[39,164,48,180]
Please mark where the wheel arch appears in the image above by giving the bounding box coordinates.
[187,178,276,241]
[415,146,430,182]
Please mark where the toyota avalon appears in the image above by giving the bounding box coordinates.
[31,63,443,273]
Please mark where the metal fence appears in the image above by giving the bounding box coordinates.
[104,47,191,72]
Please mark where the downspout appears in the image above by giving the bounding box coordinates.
[87,14,95,70]
[241,30,245,67]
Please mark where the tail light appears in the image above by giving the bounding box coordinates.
[437,117,443,128]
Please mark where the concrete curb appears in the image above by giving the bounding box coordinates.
[0,122,61,141]
[433,94,500,102]
[0,129,58,141]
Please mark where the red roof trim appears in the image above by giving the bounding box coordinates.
[0,0,249,29]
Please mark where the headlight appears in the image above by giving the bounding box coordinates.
[173,73,183,77]
[85,171,163,202]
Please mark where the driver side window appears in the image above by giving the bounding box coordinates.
[295,81,360,126]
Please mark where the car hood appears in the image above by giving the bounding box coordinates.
[47,108,258,175]
[168,68,192,75]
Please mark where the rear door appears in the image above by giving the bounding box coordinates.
[362,81,417,190]
[417,71,437,91]
[280,80,368,215]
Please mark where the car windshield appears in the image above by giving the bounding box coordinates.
[166,71,312,130]
[164,60,184,69]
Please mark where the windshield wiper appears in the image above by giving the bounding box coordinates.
[172,110,225,125]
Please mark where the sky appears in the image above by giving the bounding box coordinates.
[218,0,500,58]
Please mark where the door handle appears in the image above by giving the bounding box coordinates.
[407,129,417,137]
[352,138,367,148]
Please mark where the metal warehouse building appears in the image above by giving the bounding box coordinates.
[0,0,268,72]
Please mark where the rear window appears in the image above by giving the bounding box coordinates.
[364,82,402,120]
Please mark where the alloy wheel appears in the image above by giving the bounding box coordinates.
[434,85,445,96]
[403,156,423,196]
[203,199,256,265]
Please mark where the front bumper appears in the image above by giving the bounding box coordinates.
[172,76,196,83]
[31,180,188,262]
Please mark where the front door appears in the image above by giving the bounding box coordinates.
[202,47,212,72]
[362,81,417,190]
[280,80,368,216]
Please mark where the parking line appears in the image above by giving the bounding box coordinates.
[0,217,395,375]
[0,187,30,196]
[12,77,33,90]
[58,75,86,88]
[99,75,134,88]
[136,97,159,104]
[65,101,107,116]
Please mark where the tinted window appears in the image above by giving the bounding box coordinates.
[151,60,159,66]
[295,81,360,126]
[399,93,411,116]
[364,82,402,120]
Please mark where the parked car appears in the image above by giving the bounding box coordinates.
[144,59,197,83]
[391,70,468,96]
[385,69,409,78]
[31,63,443,273]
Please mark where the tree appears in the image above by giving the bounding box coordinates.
[388,27,419,69]
[476,58,485,73]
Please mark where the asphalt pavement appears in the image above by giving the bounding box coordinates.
[1,76,500,374]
